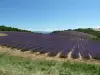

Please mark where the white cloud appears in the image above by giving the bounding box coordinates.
[76,25,100,29]
[41,28,66,31]
[27,28,33,31]
[21,25,100,32]
[96,26,100,28]
[91,25,100,29]
[21,28,33,31]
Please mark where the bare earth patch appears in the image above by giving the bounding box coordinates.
[0,33,8,36]
[0,46,100,65]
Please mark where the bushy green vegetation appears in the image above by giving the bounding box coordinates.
[0,25,31,32]
[51,28,100,41]
[0,53,100,75]
[74,28,100,39]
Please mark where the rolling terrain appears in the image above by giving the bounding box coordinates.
[0,30,99,61]
[0,26,100,75]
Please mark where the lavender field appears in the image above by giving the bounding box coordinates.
[0,31,100,60]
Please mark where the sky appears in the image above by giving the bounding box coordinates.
[0,0,100,31]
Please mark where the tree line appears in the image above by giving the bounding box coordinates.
[0,25,32,32]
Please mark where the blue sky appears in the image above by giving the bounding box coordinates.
[0,0,100,31]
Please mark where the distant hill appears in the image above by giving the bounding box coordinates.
[33,31,51,34]
[51,28,100,40]
[73,28,100,39]
[93,28,100,31]
[0,25,32,32]
[1,25,100,40]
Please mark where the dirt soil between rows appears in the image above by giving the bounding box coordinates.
[0,33,8,36]
[0,46,100,65]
